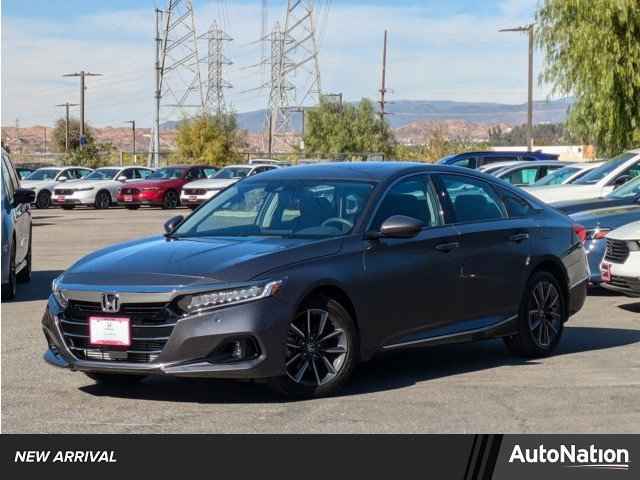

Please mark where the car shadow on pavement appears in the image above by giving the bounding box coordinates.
[619,302,640,314]
[12,270,63,302]
[79,325,640,403]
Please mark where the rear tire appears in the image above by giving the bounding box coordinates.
[36,190,51,209]
[94,191,111,209]
[503,271,566,358]
[85,373,146,385]
[268,295,357,398]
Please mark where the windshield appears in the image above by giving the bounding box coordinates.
[214,167,251,179]
[534,166,580,186]
[173,180,375,239]
[608,175,640,198]
[574,153,636,185]
[85,169,120,180]
[148,167,186,180]
[26,169,61,181]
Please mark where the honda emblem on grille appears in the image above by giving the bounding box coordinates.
[101,293,120,313]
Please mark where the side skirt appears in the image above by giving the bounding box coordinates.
[381,315,518,352]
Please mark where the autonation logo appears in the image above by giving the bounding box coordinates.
[509,444,630,471]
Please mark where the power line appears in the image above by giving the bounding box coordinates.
[62,71,103,149]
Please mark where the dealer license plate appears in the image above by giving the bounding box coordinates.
[89,316,131,347]
[124,195,133,202]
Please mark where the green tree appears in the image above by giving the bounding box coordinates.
[536,0,640,155]
[303,99,396,159]
[174,113,243,165]
[52,117,95,153]
[395,127,487,163]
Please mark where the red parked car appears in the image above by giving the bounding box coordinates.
[117,165,218,209]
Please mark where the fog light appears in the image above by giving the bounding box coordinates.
[207,337,260,364]
[231,341,243,360]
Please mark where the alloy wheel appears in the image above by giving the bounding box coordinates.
[528,280,562,348]
[164,191,178,209]
[285,308,348,387]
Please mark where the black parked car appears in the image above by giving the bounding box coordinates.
[438,150,559,169]
[43,163,588,397]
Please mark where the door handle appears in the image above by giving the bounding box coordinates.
[509,233,530,243]
[435,241,460,252]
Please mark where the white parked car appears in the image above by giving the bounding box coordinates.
[493,160,569,187]
[21,166,93,209]
[530,162,604,187]
[524,150,640,203]
[180,164,279,209]
[600,220,640,297]
[52,166,153,209]
[476,161,522,175]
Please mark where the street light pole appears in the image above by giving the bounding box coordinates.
[124,120,136,163]
[499,24,534,152]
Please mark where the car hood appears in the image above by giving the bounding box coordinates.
[570,205,640,230]
[57,179,119,190]
[524,184,602,203]
[608,221,640,240]
[551,197,629,215]
[184,178,238,189]
[60,234,342,289]
[22,179,56,190]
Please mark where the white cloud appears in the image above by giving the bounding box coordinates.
[2,1,551,127]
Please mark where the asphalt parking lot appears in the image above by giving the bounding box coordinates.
[2,207,639,433]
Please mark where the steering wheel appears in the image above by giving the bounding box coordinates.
[321,217,354,231]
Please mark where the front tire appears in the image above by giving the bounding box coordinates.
[268,296,357,398]
[503,271,566,358]
[94,191,111,209]
[16,229,32,283]
[85,373,146,385]
[162,190,179,209]
[36,190,51,209]
[1,240,17,301]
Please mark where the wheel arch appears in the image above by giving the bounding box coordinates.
[295,283,360,337]
[528,257,570,316]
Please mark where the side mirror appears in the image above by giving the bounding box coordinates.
[117,175,128,182]
[58,176,68,183]
[614,175,632,187]
[14,188,36,206]
[367,215,424,240]
[164,215,184,234]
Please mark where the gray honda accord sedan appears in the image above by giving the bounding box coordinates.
[43,162,588,397]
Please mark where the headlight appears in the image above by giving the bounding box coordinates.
[176,280,283,314]
[73,187,94,192]
[51,276,68,308]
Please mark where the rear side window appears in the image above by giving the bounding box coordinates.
[439,174,506,223]
[500,190,533,218]
[451,157,476,169]
[371,176,440,230]
[502,167,541,186]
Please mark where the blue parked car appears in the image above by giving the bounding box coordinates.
[438,150,559,170]
[569,205,640,284]
[552,174,640,215]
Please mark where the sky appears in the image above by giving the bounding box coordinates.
[1,0,549,127]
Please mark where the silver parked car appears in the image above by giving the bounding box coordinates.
[1,149,35,300]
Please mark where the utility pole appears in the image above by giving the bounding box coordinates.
[125,120,136,162]
[379,30,389,125]
[499,24,534,151]
[153,7,162,169]
[56,102,79,152]
[62,71,103,149]
[206,21,233,116]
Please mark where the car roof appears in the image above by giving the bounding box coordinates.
[450,150,558,158]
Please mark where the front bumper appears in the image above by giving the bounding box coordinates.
[117,191,163,206]
[584,238,606,284]
[42,295,293,379]
[53,189,97,206]
[180,190,219,206]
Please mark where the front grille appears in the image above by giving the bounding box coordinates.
[120,187,140,195]
[605,239,630,263]
[59,300,177,363]
[183,188,206,196]
[54,189,74,195]
[608,275,640,292]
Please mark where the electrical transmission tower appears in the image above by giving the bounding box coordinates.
[266,0,322,153]
[150,0,205,167]
[205,21,233,116]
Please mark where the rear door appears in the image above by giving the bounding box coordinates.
[434,173,532,322]
[2,154,30,263]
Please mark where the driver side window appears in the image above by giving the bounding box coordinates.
[371,176,439,231]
